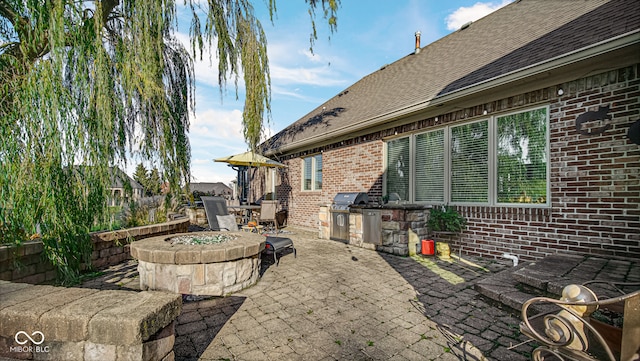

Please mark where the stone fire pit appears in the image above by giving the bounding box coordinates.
[130,232,265,296]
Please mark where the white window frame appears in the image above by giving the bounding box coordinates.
[302,154,322,191]
[384,105,550,207]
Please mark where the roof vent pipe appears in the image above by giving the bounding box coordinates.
[414,31,421,54]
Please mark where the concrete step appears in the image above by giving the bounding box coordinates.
[474,263,555,315]
[475,263,526,308]
[475,254,640,314]
[511,254,585,294]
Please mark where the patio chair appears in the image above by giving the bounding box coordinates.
[245,200,296,265]
[258,200,279,234]
[201,196,237,231]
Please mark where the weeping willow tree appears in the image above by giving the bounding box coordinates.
[0,0,339,284]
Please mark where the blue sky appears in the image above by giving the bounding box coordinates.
[177,0,513,185]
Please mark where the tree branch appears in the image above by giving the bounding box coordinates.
[0,1,19,28]
[100,0,120,25]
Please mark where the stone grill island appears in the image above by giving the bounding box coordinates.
[130,232,265,296]
[319,203,431,256]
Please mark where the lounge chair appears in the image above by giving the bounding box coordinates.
[264,236,296,266]
[201,196,236,231]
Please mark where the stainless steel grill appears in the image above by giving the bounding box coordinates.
[330,192,369,212]
[330,192,369,242]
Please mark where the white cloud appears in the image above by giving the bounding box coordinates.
[189,108,244,143]
[190,162,237,184]
[270,64,347,87]
[187,108,245,174]
[445,1,512,31]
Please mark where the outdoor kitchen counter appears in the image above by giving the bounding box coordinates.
[349,203,432,211]
[320,203,431,256]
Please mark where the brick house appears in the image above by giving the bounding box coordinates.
[259,0,640,261]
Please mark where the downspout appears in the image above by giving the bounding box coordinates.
[502,253,519,267]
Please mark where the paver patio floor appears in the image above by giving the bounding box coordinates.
[82,228,533,361]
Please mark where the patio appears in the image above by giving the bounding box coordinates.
[78,227,538,361]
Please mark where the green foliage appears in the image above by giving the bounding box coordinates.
[300,0,340,53]
[133,163,149,190]
[132,163,162,196]
[0,0,340,284]
[147,168,163,196]
[427,206,467,233]
[90,206,124,232]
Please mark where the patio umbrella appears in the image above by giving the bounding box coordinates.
[214,151,285,203]
[214,151,285,168]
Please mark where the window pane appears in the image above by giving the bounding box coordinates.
[303,157,312,190]
[416,130,445,202]
[497,108,547,204]
[451,120,489,202]
[314,154,323,190]
[386,137,410,201]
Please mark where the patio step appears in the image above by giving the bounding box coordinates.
[511,254,584,295]
[475,254,640,313]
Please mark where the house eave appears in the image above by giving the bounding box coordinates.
[265,30,640,157]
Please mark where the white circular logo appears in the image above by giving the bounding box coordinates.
[15,331,45,345]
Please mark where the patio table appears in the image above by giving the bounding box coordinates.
[228,205,261,224]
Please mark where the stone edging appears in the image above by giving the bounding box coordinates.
[0,280,181,360]
[130,231,266,264]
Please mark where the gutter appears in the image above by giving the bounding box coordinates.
[265,30,640,157]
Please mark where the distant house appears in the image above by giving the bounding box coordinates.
[188,182,233,198]
[260,0,640,261]
[108,167,144,207]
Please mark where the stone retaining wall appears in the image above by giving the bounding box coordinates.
[0,280,181,361]
[0,219,190,284]
[185,207,208,226]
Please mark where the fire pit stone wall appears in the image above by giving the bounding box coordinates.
[130,232,265,296]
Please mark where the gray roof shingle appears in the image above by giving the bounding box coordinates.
[188,182,232,195]
[263,0,640,154]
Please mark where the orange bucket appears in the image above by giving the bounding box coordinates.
[421,239,435,256]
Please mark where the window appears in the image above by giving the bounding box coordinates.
[384,106,549,206]
[302,154,322,191]
[450,120,489,203]
[496,108,548,204]
[415,130,445,202]
[386,137,410,201]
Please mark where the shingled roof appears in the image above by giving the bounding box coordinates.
[188,182,232,195]
[263,0,640,155]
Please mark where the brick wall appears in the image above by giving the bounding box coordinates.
[278,142,385,229]
[271,64,639,261]
[455,65,639,262]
